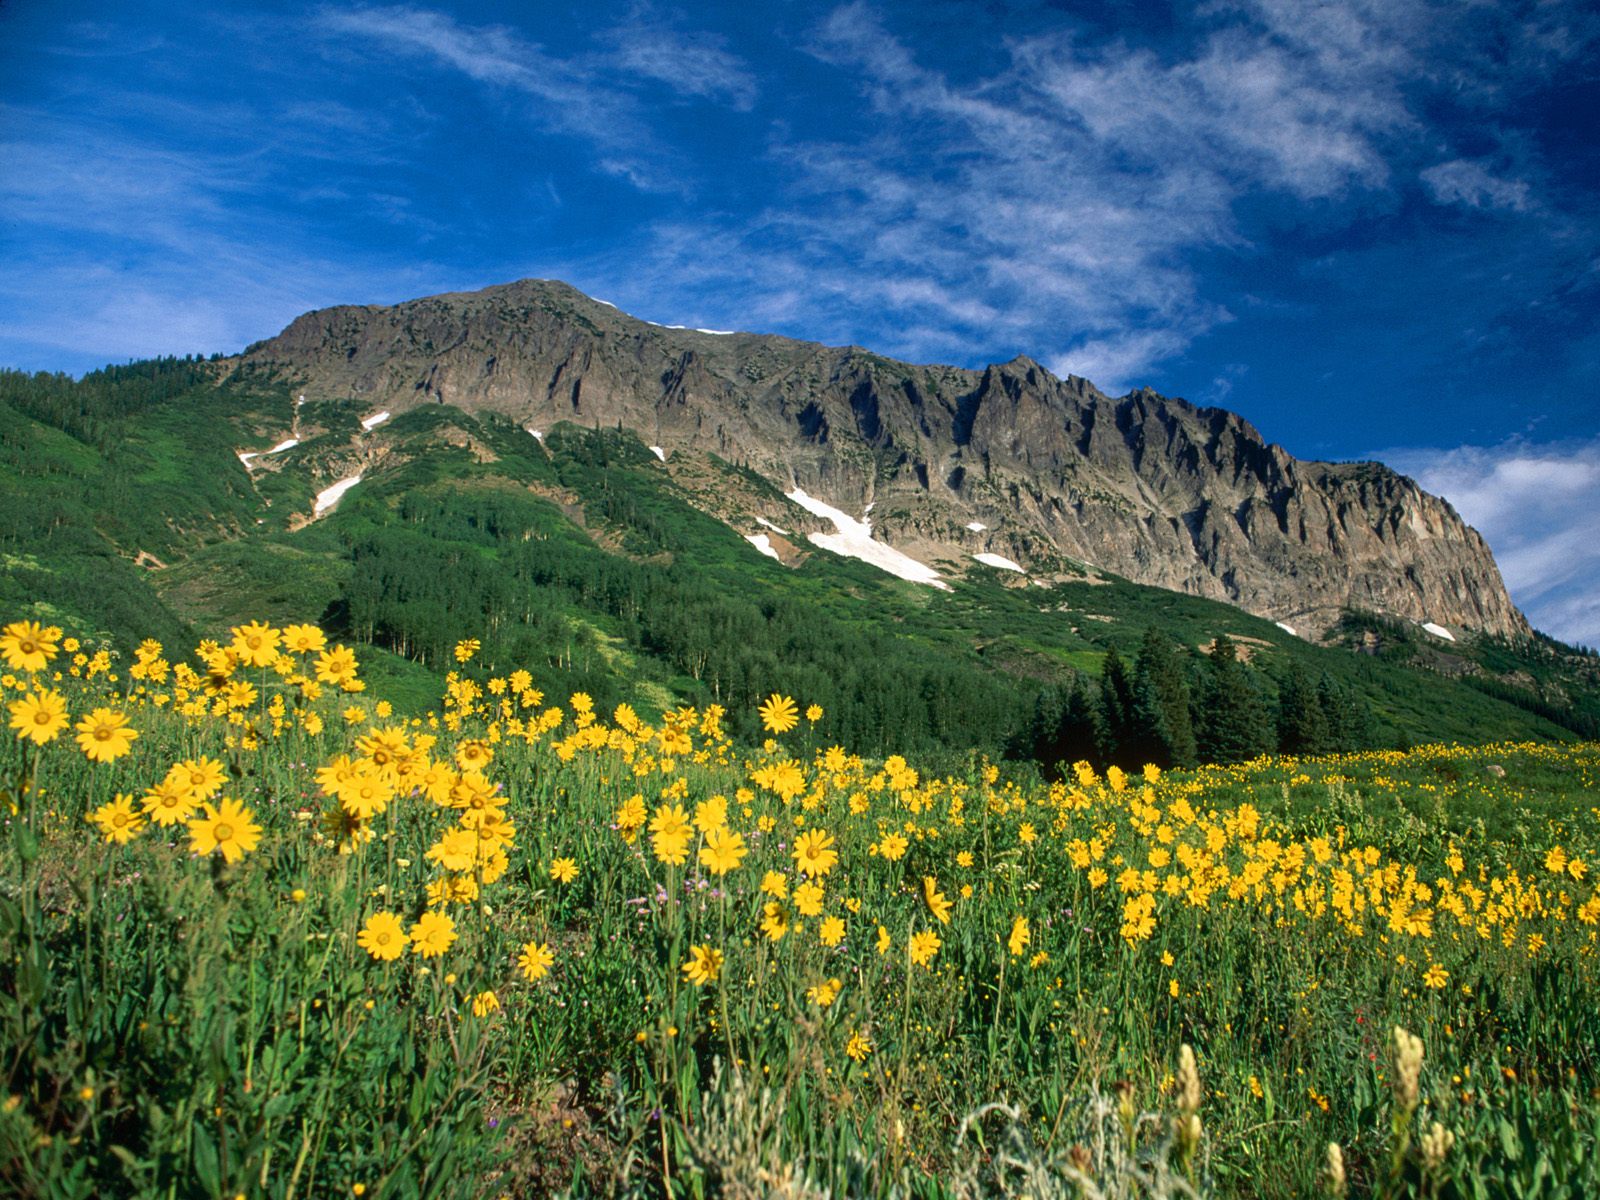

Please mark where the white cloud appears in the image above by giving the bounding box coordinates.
[316,5,758,192]
[578,0,1562,389]
[317,7,649,154]
[1381,438,1600,647]
[1526,592,1600,651]
[1421,159,1535,213]
[1049,330,1201,395]
[8,0,1593,398]
[815,1,1386,363]
[599,17,758,110]
[1016,23,1404,200]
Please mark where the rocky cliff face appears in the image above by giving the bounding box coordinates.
[239,279,1530,640]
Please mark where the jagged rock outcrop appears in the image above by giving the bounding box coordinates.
[237,279,1530,640]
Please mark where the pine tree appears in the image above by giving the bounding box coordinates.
[1019,685,1069,771]
[1099,646,1137,765]
[1277,661,1331,755]
[1059,677,1105,771]
[1016,678,1105,777]
[1317,673,1374,751]
[1132,626,1198,768]
[1196,634,1274,764]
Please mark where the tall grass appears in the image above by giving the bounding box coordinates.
[3,620,1597,1197]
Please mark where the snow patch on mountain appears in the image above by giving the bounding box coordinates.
[973,552,1024,572]
[785,489,948,589]
[745,534,780,561]
[313,475,362,517]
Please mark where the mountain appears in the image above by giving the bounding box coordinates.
[4,342,1598,761]
[239,278,1529,642]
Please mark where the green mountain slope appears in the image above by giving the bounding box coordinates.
[2,363,1596,764]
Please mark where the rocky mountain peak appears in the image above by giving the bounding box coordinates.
[236,280,1531,642]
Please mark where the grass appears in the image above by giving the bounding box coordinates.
[2,618,1597,1198]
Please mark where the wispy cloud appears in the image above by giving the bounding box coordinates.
[315,4,757,193]
[569,6,1290,383]
[317,7,635,131]
[1421,159,1536,213]
[1381,438,1600,647]
[3,0,1596,409]
[599,11,758,110]
[565,0,1592,391]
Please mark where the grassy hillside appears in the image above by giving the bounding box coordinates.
[2,362,1596,769]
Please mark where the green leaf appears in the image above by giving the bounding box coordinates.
[0,896,21,937]
[192,1122,221,1199]
[1499,1117,1521,1162]
[107,1145,140,1169]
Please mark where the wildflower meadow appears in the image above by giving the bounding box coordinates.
[2,617,1597,1198]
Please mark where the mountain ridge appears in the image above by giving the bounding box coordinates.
[236,277,1529,641]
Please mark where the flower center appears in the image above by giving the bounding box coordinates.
[214,823,234,841]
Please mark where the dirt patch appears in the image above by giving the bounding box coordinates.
[483,1078,620,1197]
[1198,635,1274,662]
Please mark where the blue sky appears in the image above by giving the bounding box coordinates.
[3,1,1598,643]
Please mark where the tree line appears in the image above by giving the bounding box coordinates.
[333,484,1031,761]
[1015,627,1377,773]
[0,359,217,453]
[338,482,1381,772]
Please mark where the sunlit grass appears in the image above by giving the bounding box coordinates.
[3,618,1597,1198]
